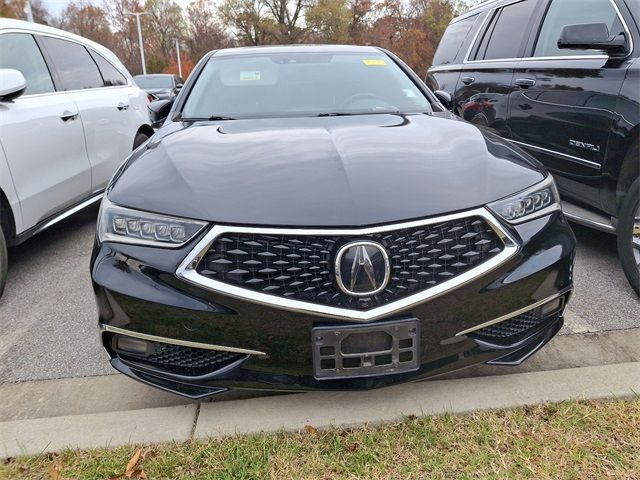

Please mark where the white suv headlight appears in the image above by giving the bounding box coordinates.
[98,197,208,247]
[487,175,561,224]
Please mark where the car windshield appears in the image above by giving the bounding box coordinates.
[135,75,173,88]
[181,51,432,119]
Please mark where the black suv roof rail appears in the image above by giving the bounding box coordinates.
[462,0,501,15]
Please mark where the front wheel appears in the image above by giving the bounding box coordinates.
[617,177,640,295]
[0,224,7,298]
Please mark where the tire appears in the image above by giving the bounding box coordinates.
[617,177,640,296]
[133,132,150,150]
[0,224,7,299]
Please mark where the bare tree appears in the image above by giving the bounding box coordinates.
[103,0,146,73]
[58,0,115,48]
[186,0,234,61]
[144,0,186,58]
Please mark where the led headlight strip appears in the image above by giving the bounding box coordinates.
[98,197,208,248]
[487,175,561,224]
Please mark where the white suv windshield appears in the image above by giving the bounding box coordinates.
[182,52,432,119]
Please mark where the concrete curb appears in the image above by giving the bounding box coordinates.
[1,362,638,458]
[0,405,196,459]
[194,361,640,438]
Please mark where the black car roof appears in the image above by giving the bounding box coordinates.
[213,44,383,57]
[134,74,174,77]
[451,0,506,23]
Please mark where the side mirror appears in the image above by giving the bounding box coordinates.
[175,83,183,90]
[0,69,26,102]
[434,90,453,111]
[148,99,173,128]
[558,23,628,56]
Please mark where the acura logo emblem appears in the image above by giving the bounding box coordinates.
[335,241,390,297]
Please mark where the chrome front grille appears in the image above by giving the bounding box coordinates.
[195,215,505,311]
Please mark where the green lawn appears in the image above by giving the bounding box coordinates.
[2,399,638,479]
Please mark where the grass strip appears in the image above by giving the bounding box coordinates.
[2,399,639,479]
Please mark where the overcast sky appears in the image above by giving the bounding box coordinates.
[42,0,193,17]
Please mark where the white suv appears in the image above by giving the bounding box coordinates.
[0,19,154,296]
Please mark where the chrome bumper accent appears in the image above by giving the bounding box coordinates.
[455,288,572,337]
[100,324,267,356]
[176,207,520,322]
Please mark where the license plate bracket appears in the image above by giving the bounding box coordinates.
[312,318,420,380]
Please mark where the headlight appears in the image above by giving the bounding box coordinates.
[487,176,561,224]
[98,197,208,247]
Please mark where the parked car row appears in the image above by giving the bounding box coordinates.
[0,19,154,295]
[134,73,184,101]
[427,0,639,294]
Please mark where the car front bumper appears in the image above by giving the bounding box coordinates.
[91,210,575,399]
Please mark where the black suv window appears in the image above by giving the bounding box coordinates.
[432,14,479,66]
[89,50,127,86]
[40,36,103,90]
[473,0,538,61]
[533,0,623,57]
[0,33,54,95]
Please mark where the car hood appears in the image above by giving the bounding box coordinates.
[109,113,545,227]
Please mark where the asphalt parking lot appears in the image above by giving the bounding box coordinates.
[0,206,638,383]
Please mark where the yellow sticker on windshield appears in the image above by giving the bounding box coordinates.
[363,59,387,66]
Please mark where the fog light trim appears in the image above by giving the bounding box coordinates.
[114,335,150,356]
[455,290,571,337]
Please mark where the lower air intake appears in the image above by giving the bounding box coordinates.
[473,308,559,340]
[113,337,246,377]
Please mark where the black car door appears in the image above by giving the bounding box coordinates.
[507,0,632,208]
[452,0,543,137]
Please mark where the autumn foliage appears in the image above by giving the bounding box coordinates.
[2,0,479,78]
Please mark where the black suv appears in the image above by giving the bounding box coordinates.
[427,0,639,294]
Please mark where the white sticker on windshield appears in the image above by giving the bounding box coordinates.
[403,89,417,98]
[240,71,261,81]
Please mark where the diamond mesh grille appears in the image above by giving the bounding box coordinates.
[474,308,550,339]
[196,216,505,311]
[118,341,245,376]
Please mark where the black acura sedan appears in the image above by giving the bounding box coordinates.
[91,45,575,399]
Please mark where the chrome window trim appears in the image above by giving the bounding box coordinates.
[507,139,601,169]
[463,3,495,63]
[0,28,134,95]
[462,0,530,64]
[462,0,633,64]
[101,324,267,356]
[519,55,609,61]
[455,288,571,336]
[464,57,524,64]
[175,207,520,322]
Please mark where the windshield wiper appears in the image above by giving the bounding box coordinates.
[317,109,402,117]
[207,115,237,121]
[316,112,356,117]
